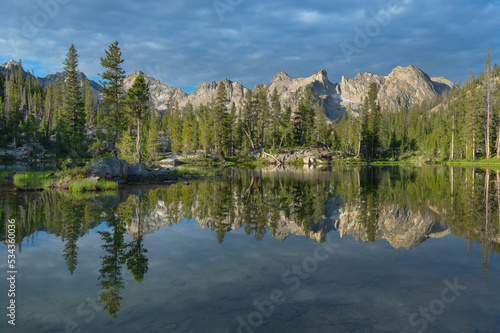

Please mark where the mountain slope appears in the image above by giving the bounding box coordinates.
[266,69,345,119]
[338,65,457,111]
[123,71,188,111]
[1,59,103,97]
[2,58,457,120]
[180,78,249,110]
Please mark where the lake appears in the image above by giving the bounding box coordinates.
[1,165,499,333]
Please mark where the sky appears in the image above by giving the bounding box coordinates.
[0,0,499,93]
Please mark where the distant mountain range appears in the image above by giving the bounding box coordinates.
[0,58,102,97]
[1,59,456,120]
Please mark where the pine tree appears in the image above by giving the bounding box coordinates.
[0,96,4,139]
[279,105,293,148]
[99,41,126,157]
[241,90,257,150]
[62,44,86,155]
[270,88,281,148]
[293,88,315,147]
[313,102,328,145]
[7,67,23,146]
[181,117,190,155]
[213,81,229,156]
[117,128,135,163]
[146,111,160,161]
[360,83,381,159]
[83,79,95,126]
[198,105,212,157]
[254,84,269,148]
[484,48,493,159]
[127,74,150,164]
[170,101,181,153]
[229,102,237,155]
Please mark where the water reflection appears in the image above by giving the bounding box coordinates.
[1,165,500,319]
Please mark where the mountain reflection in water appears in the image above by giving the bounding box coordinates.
[1,165,499,322]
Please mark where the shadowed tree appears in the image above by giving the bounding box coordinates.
[61,201,84,275]
[99,41,126,157]
[127,74,150,164]
[124,195,149,283]
[62,44,86,155]
[97,211,127,319]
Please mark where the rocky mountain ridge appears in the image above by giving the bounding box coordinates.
[338,65,456,111]
[1,58,103,97]
[123,71,188,111]
[127,65,456,120]
[2,58,456,120]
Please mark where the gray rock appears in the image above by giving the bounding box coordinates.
[338,65,456,112]
[91,157,130,180]
[86,176,100,182]
[180,78,248,114]
[158,158,183,166]
[123,71,187,113]
[112,177,126,185]
[127,164,150,182]
[302,156,316,165]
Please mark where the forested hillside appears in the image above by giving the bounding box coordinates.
[0,42,498,162]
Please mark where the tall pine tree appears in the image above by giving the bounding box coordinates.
[99,41,126,157]
[62,44,86,155]
[127,74,150,163]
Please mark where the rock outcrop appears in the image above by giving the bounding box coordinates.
[338,65,457,111]
[123,71,188,112]
[0,59,22,74]
[180,78,249,110]
[40,71,102,98]
[91,157,177,183]
[3,58,457,121]
[266,69,345,119]
[91,157,130,180]
[338,72,386,104]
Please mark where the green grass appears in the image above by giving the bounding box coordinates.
[8,169,118,193]
[225,155,269,165]
[13,171,60,187]
[438,158,500,167]
[68,179,118,192]
[63,190,118,199]
[178,157,220,165]
[175,167,220,177]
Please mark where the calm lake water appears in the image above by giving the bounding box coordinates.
[1,166,499,333]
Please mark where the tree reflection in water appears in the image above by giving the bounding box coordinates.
[1,165,500,318]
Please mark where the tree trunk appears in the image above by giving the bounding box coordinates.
[136,119,141,164]
[451,115,455,160]
[497,126,500,158]
[486,101,491,159]
[244,129,255,149]
[262,151,283,165]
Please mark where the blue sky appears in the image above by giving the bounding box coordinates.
[0,0,498,93]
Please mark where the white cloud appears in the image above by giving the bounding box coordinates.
[297,11,321,23]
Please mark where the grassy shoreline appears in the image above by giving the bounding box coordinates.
[6,156,500,193]
[8,170,119,193]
